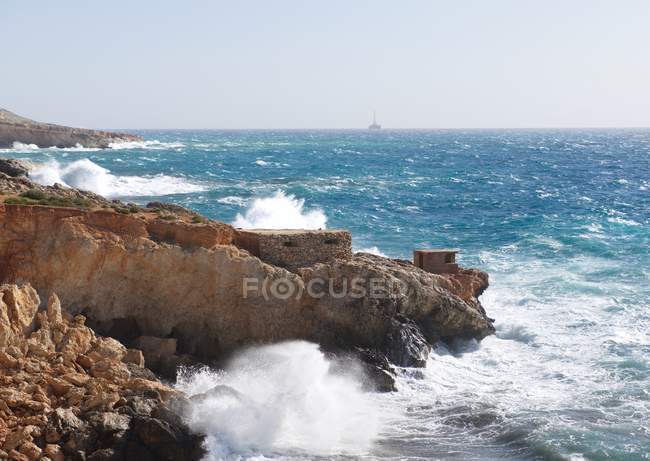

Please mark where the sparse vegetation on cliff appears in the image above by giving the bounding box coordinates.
[5,189,92,209]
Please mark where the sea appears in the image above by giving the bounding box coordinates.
[2,129,649,460]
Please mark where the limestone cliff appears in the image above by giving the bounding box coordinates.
[0,109,141,148]
[0,203,493,372]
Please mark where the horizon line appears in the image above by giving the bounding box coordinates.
[104,126,650,131]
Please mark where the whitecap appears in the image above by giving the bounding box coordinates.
[607,217,641,226]
[108,140,184,150]
[217,196,248,207]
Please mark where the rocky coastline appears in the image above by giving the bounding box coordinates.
[0,110,141,149]
[0,158,495,458]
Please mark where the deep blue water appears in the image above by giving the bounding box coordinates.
[4,129,650,460]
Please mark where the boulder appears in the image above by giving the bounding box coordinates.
[0,158,30,177]
[132,336,177,371]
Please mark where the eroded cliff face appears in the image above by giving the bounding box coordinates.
[0,203,494,373]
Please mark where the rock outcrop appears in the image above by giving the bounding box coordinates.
[0,159,30,178]
[0,172,494,391]
[0,109,141,148]
[0,283,205,460]
[0,206,492,377]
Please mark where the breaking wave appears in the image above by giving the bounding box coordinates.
[176,341,380,460]
[0,141,101,153]
[30,159,206,198]
[232,190,327,229]
[356,246,388,257]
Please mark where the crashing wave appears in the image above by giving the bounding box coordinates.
[29,159,206,198]
[232,191,326,229]
[176,341,379,459]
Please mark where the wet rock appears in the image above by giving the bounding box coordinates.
[382,315,431,367]
[131,416,205,461]
[355,348,397,392]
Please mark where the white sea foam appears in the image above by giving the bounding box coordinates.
[176,341,380,459]
[108,140,184,150]
[30,159,206,197]
[0,142,101,153]
[254,159,269,166]
[607,216,641,226]
[232,191,326,229]
[217,196,248,207]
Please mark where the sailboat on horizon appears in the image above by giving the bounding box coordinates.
[368,111,381,130]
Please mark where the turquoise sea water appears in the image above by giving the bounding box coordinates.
[3,130,650,460]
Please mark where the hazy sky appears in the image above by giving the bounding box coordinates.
[2,1,649,129]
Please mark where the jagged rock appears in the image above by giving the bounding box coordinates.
[132,336,177,371]
[382,315,431,368]
[0,283,40,340]
[355,348,398,392]
[122,349,144,367]
[44,444,65,461]
[0,158,30,177]
[130,416,205,461]
[0,284,205,460]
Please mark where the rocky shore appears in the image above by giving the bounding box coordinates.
[0,109,141,149]
[0,283,204,461]
[0,158,495,457]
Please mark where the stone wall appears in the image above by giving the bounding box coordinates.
[234,229,352,270]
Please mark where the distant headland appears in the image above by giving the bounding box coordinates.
[0,108,142,148]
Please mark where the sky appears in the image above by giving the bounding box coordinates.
[1,0,649,129]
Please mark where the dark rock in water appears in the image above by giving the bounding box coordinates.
[383,315,431,368]
[355,348,398,392]
[0,108,142,148]
[130,416,205,461]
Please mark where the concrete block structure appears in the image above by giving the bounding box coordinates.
[234,229,352,270]
[413,249,459,274]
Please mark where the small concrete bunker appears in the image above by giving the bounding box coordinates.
[234,228,352,270]
[413,249,459,274]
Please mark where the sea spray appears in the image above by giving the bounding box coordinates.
[176,341,380,460]
[232,191,326,229]
[30,159,206,197]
